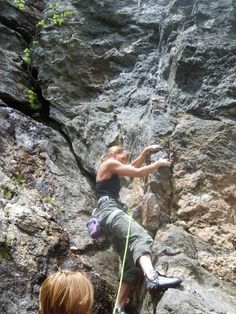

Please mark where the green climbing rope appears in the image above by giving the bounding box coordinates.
[112,209,133,314]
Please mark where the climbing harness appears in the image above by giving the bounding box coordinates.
[112,209,133,314]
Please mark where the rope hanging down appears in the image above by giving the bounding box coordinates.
[112,209,133,314]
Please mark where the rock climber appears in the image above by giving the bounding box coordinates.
[96,145,182,314]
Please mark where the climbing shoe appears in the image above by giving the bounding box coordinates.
[115,307,127,314]
[146,271,182,291]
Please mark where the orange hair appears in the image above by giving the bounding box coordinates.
[39,270,94,314]
[100,146,129,164]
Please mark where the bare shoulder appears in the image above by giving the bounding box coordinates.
[101,158,121,173]
[97,158,120,180]
[105,158,120,168]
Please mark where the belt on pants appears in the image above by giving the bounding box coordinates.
[97,196,112,207]
[97,196,123,207]
[97,196,128,215]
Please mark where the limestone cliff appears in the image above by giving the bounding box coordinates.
[0,0,235,313]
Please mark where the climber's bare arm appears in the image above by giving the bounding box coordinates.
[131,145,162,168]
[97,158,170,179]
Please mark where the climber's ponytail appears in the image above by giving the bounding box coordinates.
[100,146,127,164]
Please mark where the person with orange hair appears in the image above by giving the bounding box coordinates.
[39,270,94,314]
[96,145,182,314]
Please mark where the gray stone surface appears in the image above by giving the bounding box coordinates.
[0,0,235,313]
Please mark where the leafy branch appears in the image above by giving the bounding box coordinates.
[14,0,26,11]
[37,1,74,28]
[28,89,41,110]
[23,48,31,64]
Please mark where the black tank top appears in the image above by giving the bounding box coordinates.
[96,174,120,200]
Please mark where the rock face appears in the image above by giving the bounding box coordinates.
[0,0,236,313]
